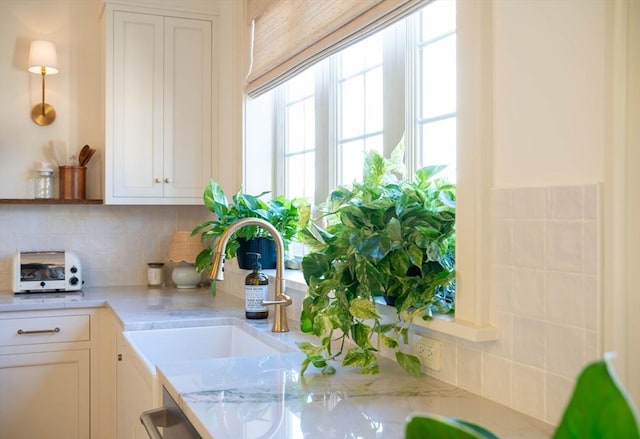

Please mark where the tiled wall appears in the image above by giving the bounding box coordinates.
[422,184,601,425]
[0,205,210,291]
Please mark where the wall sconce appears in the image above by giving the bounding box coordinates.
[28,40,59,126]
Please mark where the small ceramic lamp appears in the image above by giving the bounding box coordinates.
[168,231,203,289]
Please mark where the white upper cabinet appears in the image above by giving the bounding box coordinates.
[104,3,216,204]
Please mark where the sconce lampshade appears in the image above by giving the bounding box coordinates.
[168,231,203,289]
[28,40,59,75]
[28,40,59,126]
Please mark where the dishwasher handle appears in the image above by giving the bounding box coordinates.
[140,407,170,439]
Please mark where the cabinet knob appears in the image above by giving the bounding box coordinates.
[164,178,172,184]
[155,178,162,183]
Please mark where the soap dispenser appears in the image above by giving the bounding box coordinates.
[244,252,269,319]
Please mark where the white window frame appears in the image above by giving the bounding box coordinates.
[246,0,496,341]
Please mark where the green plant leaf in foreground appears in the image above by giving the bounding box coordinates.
[553,354,640,439]
[405,413,500,439]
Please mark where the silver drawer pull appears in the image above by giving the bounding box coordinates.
[17,327,61,335]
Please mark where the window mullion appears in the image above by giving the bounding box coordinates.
[404,12,419,176]
[273,87,286,195]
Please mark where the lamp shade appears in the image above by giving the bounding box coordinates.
[28,40,59,75]
[168,231,203,264]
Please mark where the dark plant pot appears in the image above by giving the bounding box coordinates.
[382,293,397,307]
[236,237,277,269]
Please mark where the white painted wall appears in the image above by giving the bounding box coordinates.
[492,0,607,188]
[0,0,104,199]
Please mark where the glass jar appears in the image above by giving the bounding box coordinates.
[147,262,165,287]
[34,167,54,199]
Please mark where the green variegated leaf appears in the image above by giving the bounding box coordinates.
[343,348,375,369]
[385,217,403,243]
[396,351,422,376]
[351,322,372,349]
[380,333,399,349]
[361,363,380,375]
[358,233,391,261]
[349,298,380,320]
[296,341,323,357]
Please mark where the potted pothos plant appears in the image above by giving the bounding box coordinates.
[296,144,456,376]
[192,180,307,277]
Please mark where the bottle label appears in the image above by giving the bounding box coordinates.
[245,285,269,312]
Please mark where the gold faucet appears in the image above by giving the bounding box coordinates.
[209,218,292,332]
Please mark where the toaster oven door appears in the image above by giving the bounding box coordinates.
[20,252,65,282]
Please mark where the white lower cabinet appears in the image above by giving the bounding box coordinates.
[116,331,154,439]
[0,310,93,439]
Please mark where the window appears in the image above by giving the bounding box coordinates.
[276,0,456,206]
[246,0,495,337]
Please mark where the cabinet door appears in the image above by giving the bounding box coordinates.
[116,334,153,439]
[112,11,164,198]
[163,17,213,198]
[0,350,90,439]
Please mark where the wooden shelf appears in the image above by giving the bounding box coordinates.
[0,198,103,205]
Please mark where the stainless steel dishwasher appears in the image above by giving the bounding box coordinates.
[140,388,202,439]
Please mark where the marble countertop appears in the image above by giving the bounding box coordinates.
[0,287,554,438]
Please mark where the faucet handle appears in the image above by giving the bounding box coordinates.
[262,293,292,333]
[261,294,292,307]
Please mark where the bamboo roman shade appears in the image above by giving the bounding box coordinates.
[246,0,430,97]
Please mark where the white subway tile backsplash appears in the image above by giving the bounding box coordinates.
[457,345,482,395]
[489,183,601,423]
[513,221,545,268]
[585,330,599,364]
[545,272,585,327]
[482,353,512,407]
[512,363,546,420]
[511,188,546,219]
[491,265,513,313]
[545,373,574,425]
[513,316,547,369]
[583,275,598,331]
[0,205,207,291]
[512,268,546,318]
[546,221,584,273]
[546,324,585,379]
[583,220,598,275]
[547,186,584,220]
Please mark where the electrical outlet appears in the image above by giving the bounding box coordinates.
[414,336,442,371]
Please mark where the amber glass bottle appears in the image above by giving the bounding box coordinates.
[244,252,269,319]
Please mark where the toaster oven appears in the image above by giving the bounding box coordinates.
[12,251,82,293]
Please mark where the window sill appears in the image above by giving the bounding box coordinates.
[260,266,498,343]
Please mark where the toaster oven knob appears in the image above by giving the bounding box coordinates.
[69,276,79,286]
[70,266,78,274]
[40,281,46,288]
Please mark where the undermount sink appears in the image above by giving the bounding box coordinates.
[123,321,292,375]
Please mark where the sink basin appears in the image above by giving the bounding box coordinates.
[123,322,292,375]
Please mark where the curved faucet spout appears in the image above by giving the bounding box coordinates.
[209,218,291,332]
